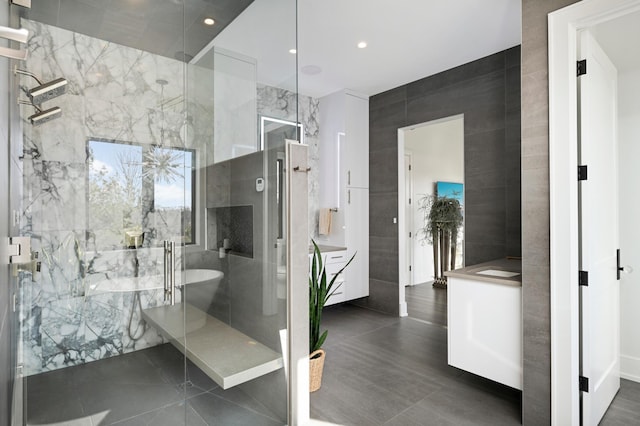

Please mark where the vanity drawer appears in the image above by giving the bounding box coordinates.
[324,251,349,264]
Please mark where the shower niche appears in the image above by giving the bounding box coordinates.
[207,205,254,258]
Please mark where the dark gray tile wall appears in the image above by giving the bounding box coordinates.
[521,1,578,424]
[366,46,522,316]
[205,151,287,422]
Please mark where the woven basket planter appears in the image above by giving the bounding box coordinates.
[309,349,326,392]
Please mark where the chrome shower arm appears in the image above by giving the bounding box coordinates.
[17,99,41,112]
[14,66,43,85]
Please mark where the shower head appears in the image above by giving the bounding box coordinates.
[18,100,62,125]
[28,77,68,104]
[29,106,62,125]
[14,67,68,104]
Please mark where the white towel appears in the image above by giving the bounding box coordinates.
[319,208,332,235]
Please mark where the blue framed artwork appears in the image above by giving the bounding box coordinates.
[436,181,464,205]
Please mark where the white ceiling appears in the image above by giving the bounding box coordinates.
[591,9,640,73]
[213,0,522,98]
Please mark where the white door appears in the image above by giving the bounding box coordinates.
[405,154,413,286]
[578,30,620,426]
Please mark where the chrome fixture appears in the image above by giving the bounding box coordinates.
[15,67,68,104]
[0,26,29,60]
[164,240,176,306]
[18,100,62,125]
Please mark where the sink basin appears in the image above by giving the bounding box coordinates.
[476,269,520,278]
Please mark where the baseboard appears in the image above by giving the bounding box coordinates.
[399,301,408,317]
[621,354,640,383]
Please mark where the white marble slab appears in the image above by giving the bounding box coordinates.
[142,303,283,390]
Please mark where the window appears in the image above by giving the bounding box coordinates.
[87,139,195,250]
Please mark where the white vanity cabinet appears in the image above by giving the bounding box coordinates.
[318,89,369,303]
[342,92,369,189]
[446,259,522,390]
[344,187,369,300]
[309,249,350,306]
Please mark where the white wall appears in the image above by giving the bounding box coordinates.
[619,69,640,383]
[404,118,464,285]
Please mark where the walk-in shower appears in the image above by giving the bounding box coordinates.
[5,0,302,425]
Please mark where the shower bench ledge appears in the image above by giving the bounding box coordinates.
[142,303,283,390]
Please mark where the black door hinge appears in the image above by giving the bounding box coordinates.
[578,165,588,181]
[409,265,412,272]
[579,376,589,392]
[408,164,412,171]
[577,60,587,76]
[579,271,589,287]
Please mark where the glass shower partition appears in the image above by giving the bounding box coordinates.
[8,0,301,424]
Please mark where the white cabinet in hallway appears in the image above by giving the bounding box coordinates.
[318,89,370,303]
[342,92,369,189]
[344,187,369,300]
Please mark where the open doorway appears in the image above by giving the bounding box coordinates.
[549,1,640,423]
[398,115,464,324]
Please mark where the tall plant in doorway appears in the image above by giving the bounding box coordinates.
[309,240,354,391]
[418,195,463,287]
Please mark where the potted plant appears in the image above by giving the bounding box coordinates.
[418,195,463,288]
[309,240,354,392]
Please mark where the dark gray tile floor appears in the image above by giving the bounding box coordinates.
[314,300,640,426]
[26,344,283,425]
[25,304,640,426]
[601,379,640,425]
[310,304,522,425]
[405,282,447,326]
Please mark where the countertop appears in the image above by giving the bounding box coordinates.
[308,244,347,254]
[445,258,522,286]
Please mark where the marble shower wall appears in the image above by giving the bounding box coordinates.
[18,20,197,375]
[257,84,320,239]
[18,19,317,376]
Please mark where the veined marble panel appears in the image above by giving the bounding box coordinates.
[18,20,191,375]
[257,84,320,239]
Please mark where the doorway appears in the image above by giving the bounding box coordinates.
[548,0,640,423]
[398,115,464,323]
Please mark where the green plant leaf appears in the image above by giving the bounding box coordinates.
[309,239,356,353]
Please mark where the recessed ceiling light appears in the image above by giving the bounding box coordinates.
[289,49,297,54]
[357,41,367,49]
[204,18,215,26]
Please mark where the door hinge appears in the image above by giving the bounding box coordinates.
[409,231,412,238]
[577,59,587,76]
[409,265,412,271]
[578,165,588,181]
[579,376,589,392]
[408,164,412,171]
[579,270,589,287]
[4,236,31,264]
[409,198,411,205]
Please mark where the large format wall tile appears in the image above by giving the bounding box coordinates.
[368,46,522,316]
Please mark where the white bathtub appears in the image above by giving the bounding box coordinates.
[86,269,224,294]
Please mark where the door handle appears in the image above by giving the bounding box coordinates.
[617,249,623,280]
[164,240,176,305]
[617,249,633,279]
